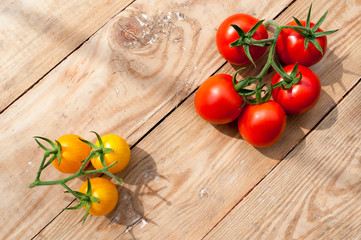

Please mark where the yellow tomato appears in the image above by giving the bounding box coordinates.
[52,134,91,173]
[79,178,118,216]
[91,134,130,173]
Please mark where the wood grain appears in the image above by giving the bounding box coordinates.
[204,82,361,240]
[34,81,282,240]
[32,0,361,239]
[0,0,294,239]
[0,0,133,112]
[1,0,360,239]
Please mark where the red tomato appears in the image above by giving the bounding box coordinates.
[216,14,268,65]
[238,101,286,147]
[52,134,91,174]
[195,74,244,124]
[272,65,321,115]
[276,21,327,66]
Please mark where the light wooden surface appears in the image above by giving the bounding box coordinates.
[0,0,133,112]
[205,83,361,240]
[0,0,360,239]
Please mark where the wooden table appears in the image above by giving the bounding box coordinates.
[1,0,360,239]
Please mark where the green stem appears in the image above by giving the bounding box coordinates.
[271,60,293,83]
[250,38,276,44]
[253,24,304,98]
[29,152,122,188]
[235,24,294,104]
[282,25,313,35]
[264,19,281,28]
[233,4,336,104]
[42,156,56,170]
[33,153,49,183]
[30,172,82,187]
[254,25,282,81]
[271,61,283,75]
[75,151,96,174]
[60,182,81,199]
[104,171,123,184]
[255,81,262,104]
[30,151,91,188]
[233,25,283,104]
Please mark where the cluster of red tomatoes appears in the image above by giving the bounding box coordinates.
[195,7,336,147]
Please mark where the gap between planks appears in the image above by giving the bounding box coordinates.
[129,0,300,150]
[0,0,137,116]
[30,53,228,240]
[30,1,300,238]
[202,78,361,239]
[29,1,296,238]
[22,0,359,238]
[2,1,299,239]
[201,0,360,237]
[202,76,361,240]
[32,0,344,238]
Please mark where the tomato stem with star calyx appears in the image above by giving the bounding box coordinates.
[230,20,271,67]
[232,4,337,105]
[233,23,282,104]
[64,178,100,224]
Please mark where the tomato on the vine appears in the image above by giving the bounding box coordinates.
[194,74,244,124]
[91,134,130,174]
[52,134,91,174]
[237,101,286,147]
[216,13,268,65]
[79,177,118,216]
[272,64,321,115]
[276,21,327,67]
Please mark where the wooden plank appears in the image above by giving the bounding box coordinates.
[0,0,134,112]
[0,0,295,239]
[204,81,361,240]
[33,0,360,238]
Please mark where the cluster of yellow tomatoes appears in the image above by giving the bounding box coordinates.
[42,133,130,219]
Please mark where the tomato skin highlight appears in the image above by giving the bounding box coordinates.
[272,65,321,115]
[237,101,286,148]
[276,21,327,67]
[79,178,118,216]
[194,74,244,124]
[52,134,91,174]
[216,13,268,65]
[91,134,130,174]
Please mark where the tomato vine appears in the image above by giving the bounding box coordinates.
[230,4,337,104]
[29,131,124,223]
[196,4,338,147]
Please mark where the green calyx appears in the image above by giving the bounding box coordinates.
[285,4,338,54]
[64,178,100,224]
[33,136,62,168]
[272,62,302,90]
[230,4,337,105]
[79,131,122,185]
[229,20,271,67]
[79,131,114,167]
[233,68,272,105]
[231,23,280,105]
